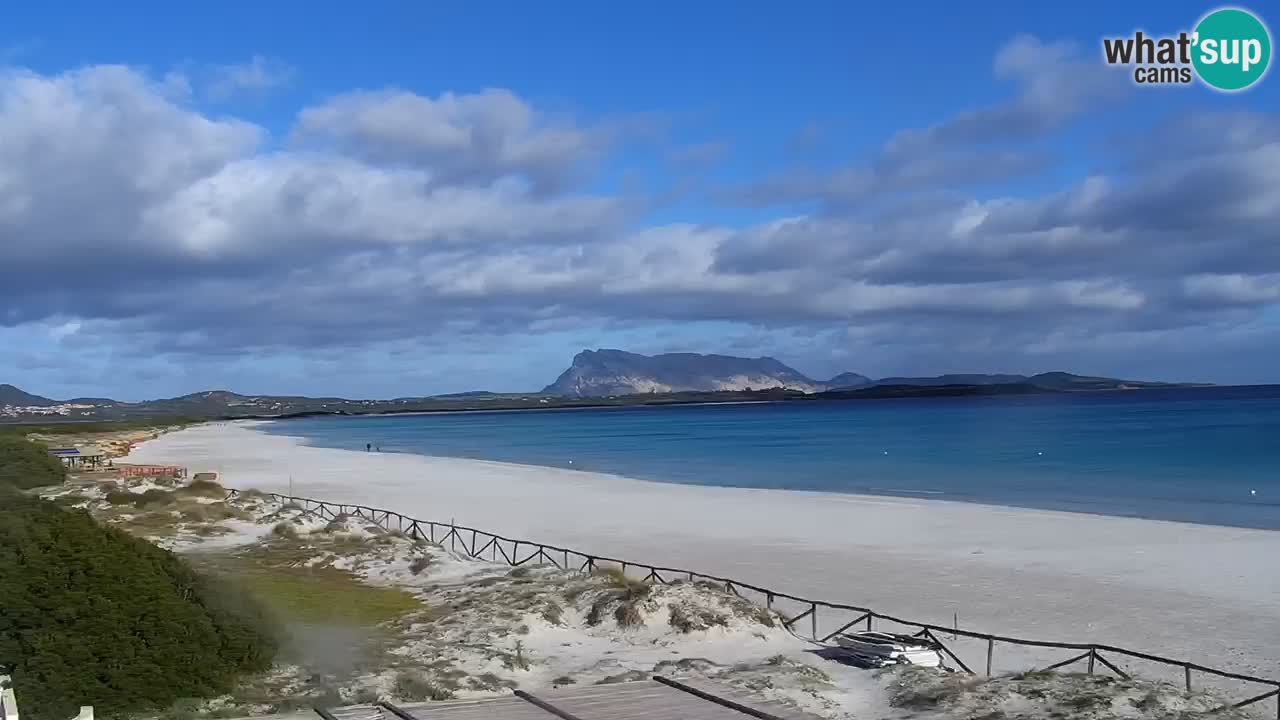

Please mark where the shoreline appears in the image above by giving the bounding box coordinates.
[127,421,1280,683]
[254,419,1278,534]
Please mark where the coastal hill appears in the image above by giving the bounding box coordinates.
[541,349,870,396]
[539,349,1179,398]
[2,351,1192,421]
[0,383,57,407]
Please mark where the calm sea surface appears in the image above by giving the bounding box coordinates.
[260,386,1280,530]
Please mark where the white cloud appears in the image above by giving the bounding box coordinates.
[208,55,294,99]
[0,59,1276,382]
[294,88,603,190]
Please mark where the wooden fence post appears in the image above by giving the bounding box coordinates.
[1184,664,1191,693]
[986,638,994,676]
[810,604,818,640]
[1088,649,1096,675]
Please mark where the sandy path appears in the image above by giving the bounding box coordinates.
[128,421,1280,688]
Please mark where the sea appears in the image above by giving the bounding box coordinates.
[259,385,1280,530]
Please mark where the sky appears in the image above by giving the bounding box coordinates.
[2,1,1279,400]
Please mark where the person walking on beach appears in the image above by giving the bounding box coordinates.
[366,442,371,452]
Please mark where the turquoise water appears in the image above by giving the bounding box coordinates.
[261,386,1280,530]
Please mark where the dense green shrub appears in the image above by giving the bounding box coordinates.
[103,489,138,505]
[0,489,277,720]
[0,435,67,489]
[133,488,176,508]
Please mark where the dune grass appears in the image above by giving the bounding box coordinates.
[220,564,421,626]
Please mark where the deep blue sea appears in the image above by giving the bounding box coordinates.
[260,386,1280,530]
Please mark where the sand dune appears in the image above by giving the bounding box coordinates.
[128,421,1280,688]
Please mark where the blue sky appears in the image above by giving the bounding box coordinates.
[2,2,1279,399]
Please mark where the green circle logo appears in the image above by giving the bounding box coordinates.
[1192,7,1272,91]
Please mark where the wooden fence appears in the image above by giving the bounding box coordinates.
[226,488,1280,717]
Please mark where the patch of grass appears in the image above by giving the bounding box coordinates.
[323,514,353,533]
[178,478,227,498]
[551,675,575,687]
[50,494,87,508]
[540,601,563,625]
[409,556,432,575]
[654,658,719,674]
[349,686,381,704]
[393,672,454,702]
[221,564,422,626]
[614,603,645,627]
[192,524,231,537]
[596,670,648,685]
[749,606,775,627]
[469,672,517,691]
[584,569,653,628]
[492,639,531,671]
[669,604,729,633]
[133,488,176,509]
[178,502,248,523]
[271,522,299,539]
[204,550,422,625]
[104,489,138,505]
[1131,688,1163,711]
[596,566,649,593]
[1012,670,1058,682]
[116,511,182,536]
[889,670,984,710]
[1062,690,1111,710]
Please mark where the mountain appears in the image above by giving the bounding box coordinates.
[541,349,834,396]
[824,372,873,389]
[0,384,57,407]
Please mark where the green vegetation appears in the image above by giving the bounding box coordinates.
[0,435,67,490]
[0,489,277,720]
[224,564,421,626]
[584,567,653,628]
[393,671,455,701]
[0,417,204,436]
[179,478,227,498]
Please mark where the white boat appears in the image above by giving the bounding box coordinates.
[834,631,944,667]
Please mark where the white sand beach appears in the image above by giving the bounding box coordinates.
[128,421,1280,690]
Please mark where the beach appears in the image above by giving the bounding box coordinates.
[128,421,1280,687]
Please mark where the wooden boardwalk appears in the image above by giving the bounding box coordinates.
[316,677,820,720]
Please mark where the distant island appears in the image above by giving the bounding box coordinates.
[540,349,1186,397]
[0,350,1203,423]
